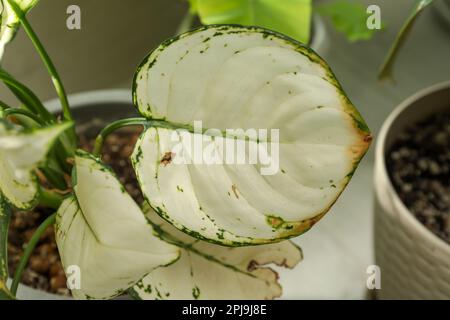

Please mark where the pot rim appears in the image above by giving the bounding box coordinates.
[375,80,450,253]
[45,88,132,113]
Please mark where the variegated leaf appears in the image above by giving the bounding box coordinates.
[132,25,371,246]
[55,151,180,300]
[0,0,39,60]
[131,206,302,300]
[0,121,72,209]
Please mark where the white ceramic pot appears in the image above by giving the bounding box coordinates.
[10,89,134,300]
[374,81,450,300]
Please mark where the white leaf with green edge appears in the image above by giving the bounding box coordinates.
[0,121,72,209]
[55,151,180,300]
[132,25,371,246]
[188,0,312,44]
[131,206,302,300]
[317,0,380,42]
[0,0,39,60]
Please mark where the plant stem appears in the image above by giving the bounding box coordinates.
[10,213,56,296]
[39,188,65,210]
[3,108,44,126]
[93,118,148,157]
[7,0,72,123]
[176,10,195,35]
[0,197,11,283]
[7,0,78,155]
[0,100,12,110]
[0,68,54,122]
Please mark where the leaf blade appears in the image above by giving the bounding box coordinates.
[132,207,302,300]
[132,25,371,246]
[192,0,312,43]
[55,151,180,300]
[0,0,39,60]
[317,0,380,42]
[0,121,72,209]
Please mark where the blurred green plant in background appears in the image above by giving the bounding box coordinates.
[185,0,437,80]
[186,0,379,44]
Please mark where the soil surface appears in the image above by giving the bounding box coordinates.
[387,111,450,244]
[8,127,143,296]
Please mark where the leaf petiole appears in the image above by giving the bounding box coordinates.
[3,108,45,126]
[10,213,56,296]
[39,188,65,210]
[93,118,148,157]
[176,10,196,35]
[6,0,73,122]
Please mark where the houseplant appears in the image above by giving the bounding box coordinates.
[0,0,371,300]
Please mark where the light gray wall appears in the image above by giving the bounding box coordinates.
[0,0,187,104]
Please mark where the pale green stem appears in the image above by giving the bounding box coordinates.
[10,213,56,296]
[3,108,44,126]
[176,10,196,35]
[93,118,148,157]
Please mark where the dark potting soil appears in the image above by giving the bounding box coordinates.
[387,111,450,244]
[8,127,143,296]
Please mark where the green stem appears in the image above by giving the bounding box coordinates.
[176,10,195,35]
[93,118,148,157]
[10,213,56,296]
[0,100,12,110]
[7,0,77,156]
[0,69,54,122]
[3,108,44,126]
[0,196,11,282]
[39,189,64,209]
[7,0,72,122]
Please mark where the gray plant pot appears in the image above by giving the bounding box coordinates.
[374,81,450,299]
[10,89,135,300]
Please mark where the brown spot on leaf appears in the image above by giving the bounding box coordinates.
[161,152,174,166]
[364,134,373,143]
[231,184,239,199]
[247,260,259,272]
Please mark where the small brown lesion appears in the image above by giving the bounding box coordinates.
[231,184,239,199]
[161,152,174,166]
[247,260,259,272]
[364,134,373,143]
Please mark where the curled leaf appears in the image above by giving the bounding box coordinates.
[0,121,72,209]
[0,0,39,60]
[131,207,302,300]
[55,151,180,300]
